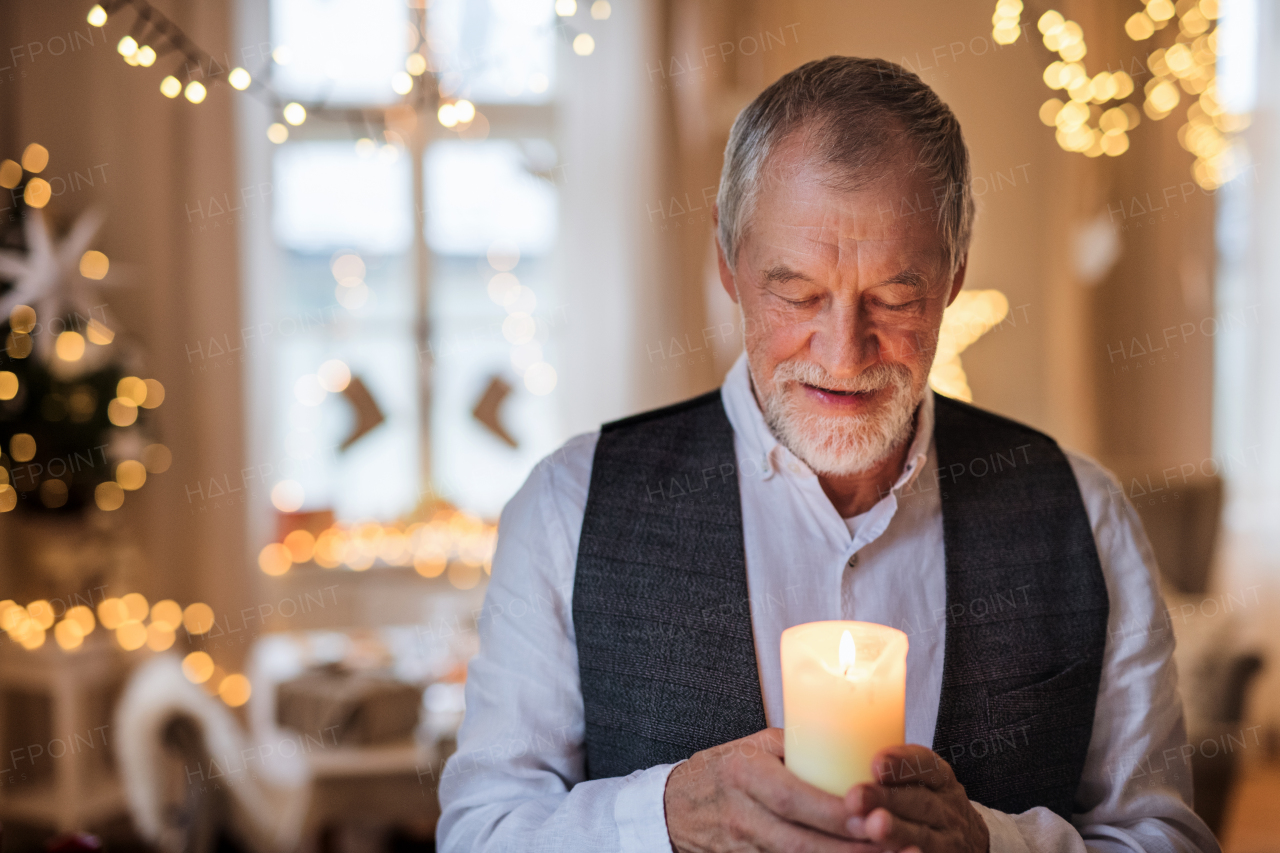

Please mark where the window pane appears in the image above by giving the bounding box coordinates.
[274,142,413,255]
[426,139,557,256]
[426,139,562,516]
[272,0,410,105]
[270,141,419,521]
[428,0,556,104]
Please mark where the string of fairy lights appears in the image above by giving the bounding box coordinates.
[991,0,1245,189]
[86,0,607,141]
[1,596,252,707]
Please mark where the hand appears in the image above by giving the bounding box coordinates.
[844,745,990,853]
[664,727,879,853]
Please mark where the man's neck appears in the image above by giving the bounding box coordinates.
[817,438,912,519]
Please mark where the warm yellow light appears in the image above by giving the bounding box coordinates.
[1037,10,1064,33]
[117,375,148,405]
[267,123,289,144]
[122,592,149,621]
[142,443,172,473]
[136,45,156,67]
[183,602,215,634]
[929,290,1011,402]
[185,81,207,104]
[391,72,413,95]
[414,556,447,578]
[455,99,476,123]
[160,76,182,98]
[1112,72,1135,99]
[228,67,252,90]
[18,625,45,650]
[1101,129,1130,157]
[55,619,85,651]
[108,397,138,426]
[219,673,252,707]
[259,543,293,576]
[24,177,52,208]
[0,159,21,188]
[591,0,612,18]
[183,651,215,683]
[437,103,458,128]
[317,360,351,392]
[572,33,595,55]
[283,529,316,563]
[79,250,110,280]
[149,599,183,631]
[95,481,124,511]
[21,143,49,173]
[10,304,35,333]
[406,53,428,75]
[1200,0,1219,19]
[993,23,1021,45]
[146,622,175,651]
[54,331,85,361]
[40,479,69,509]
[1147,0,1175,21]
[0,371,16,401]
[66,605,95,635]
[140,378,165,408]
[555,0,577,15]
[283,102,306,125]
[27,600,55,630]
[116,620,147,651]
[10,433,36,462]
[97,598,128,630]
[117,36,138,57]
[1149,80,1180,113]
[116,459,147,491]
[87,5,107,26]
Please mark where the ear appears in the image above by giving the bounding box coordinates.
[945,255,968,307]
[713,204,740,304]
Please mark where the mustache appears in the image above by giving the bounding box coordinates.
[771,360,912,394]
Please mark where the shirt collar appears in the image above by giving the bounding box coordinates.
[720,351,933,493]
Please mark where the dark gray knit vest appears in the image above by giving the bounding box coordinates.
[573,390,1108,820]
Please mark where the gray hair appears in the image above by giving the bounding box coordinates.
[716,56,974,275]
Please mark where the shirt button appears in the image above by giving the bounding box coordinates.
[846,554,859,569]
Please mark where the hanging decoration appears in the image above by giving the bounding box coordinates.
[993,0,1248,189]
[0,145,169,514]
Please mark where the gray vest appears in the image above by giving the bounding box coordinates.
[573,390,1108,820]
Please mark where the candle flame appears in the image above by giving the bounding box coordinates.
[839,630,856,676]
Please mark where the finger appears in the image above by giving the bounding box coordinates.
[871,746,955,789]
[860,806,936,852]
[747,808,884,853]
[743,755,855,838]
[846,783,951,830]
[760,727,786,758]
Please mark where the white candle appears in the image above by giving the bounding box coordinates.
[781,620,908,796]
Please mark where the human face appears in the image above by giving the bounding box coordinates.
[716,133,965,476]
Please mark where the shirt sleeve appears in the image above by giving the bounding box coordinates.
[435,433,679,853]
[974,453,1220,853]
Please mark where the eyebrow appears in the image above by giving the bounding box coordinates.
[880,269,929,291]
[761,264,814,284]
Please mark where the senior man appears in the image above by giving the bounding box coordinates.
[437,56,1218,853]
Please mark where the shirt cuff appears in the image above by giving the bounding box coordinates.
[971,801,1033,853]
[615,761,681,853]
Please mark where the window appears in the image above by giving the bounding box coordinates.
[252,0,565,530]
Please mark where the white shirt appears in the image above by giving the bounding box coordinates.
[437,353,1219,853]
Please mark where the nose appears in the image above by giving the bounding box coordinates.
[810,297,875,379]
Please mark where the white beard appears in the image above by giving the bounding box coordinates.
[756,359,923,477]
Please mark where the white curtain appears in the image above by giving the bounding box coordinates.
[1213,0,1280,722]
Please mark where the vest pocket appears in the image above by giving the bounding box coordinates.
[985,657,1100,730]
